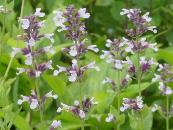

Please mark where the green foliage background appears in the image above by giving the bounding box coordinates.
[0,0,173,130]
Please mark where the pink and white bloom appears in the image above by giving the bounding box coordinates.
[45,91,58,99]
[20,19,30,29]
[53,10,67,32]
[50,120,61,130]
[17,90,39,109]
[120,96,144,112]
[87,45,99,52]
[78,8,90,18]
[105,113,115,122]
[159,82,173,95]
[34,8,45,17]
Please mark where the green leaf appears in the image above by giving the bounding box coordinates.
[95,0,114,6]
[128,106,153,130]
[42,75,66,99]
[120,83,150,98]
[110,106,125,125]
[0,110,32,130]
[157,47,173,65]
[0,77,16,107]
[40,13,56,34]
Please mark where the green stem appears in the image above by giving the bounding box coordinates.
[117,70,121,130]
[139,112,144,130]
[136,45,143,130]
[74,37,84,130]
[79,81,85,130]
[35,78,43,122]
[3,57,14,80]
[137,52,141,96]
[166,96,169,130]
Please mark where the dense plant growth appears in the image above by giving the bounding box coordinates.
[0,0,173,130]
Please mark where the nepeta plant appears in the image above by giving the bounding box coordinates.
[152,64,173,130]
[13,8,54,77]
[53,5,99,130]
[101,8,158,130]
[12,8,61,127]
[2,2,173,130]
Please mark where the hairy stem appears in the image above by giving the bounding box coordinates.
[78,81,84,130]
[137,52,141,96]
[166,96,169,130]
[140,112,144,130]
[117,70,121,130]
[74,37,85,130]
[136,45,143,130]
[35,78,43,122]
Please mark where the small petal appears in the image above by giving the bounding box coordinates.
[25,53,32,65]
[45,91,58,99]
[51,120,61,128]
[57,107,62,113]
[68,72,77,82]
[20,19,30,29]
[87,45,99,52]
[147,26,157,33]
[30,99,39,109]
[34,8,45,17]
[79,110,85,119]
[16,68,26,75]
[78,8,90,18]
[17,99,23,105]
[69,46,78,56]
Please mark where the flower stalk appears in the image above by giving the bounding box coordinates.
[117,69,121,130]
[137,52,142,97]
[166,95,169,130]
[35,78,43,122]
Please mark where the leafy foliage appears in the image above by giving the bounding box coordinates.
[0,0,173,130]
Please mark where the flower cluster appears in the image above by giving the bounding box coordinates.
[53,5,99,82]
[120,8,157,37]
[18,90,58,109]
[12,8,54,78]
[53,59,99,82]
[120,96,144,112]
[139,57,157,73]
[100,38,127,70]
[102,74,132,90]
[62,41,99,58]
[53,5,89,42]
[57,97,97,119]
[122,37,158,53]
[152,64,173,95]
